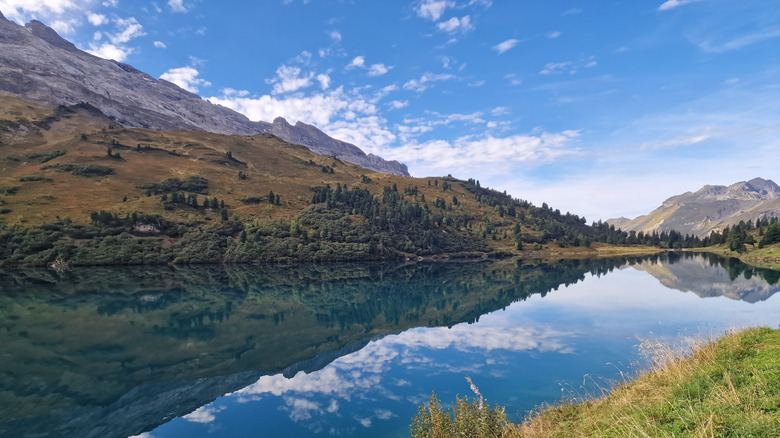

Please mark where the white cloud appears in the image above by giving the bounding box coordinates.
[381,130,580,175]
[437,15,474,34]
[329,30,342,41]
[50,19,77,34]
[492,38,520,54]
[267,65,314,94]
[491,106,509,116]
[208,87,360,127]
[546,31,561,39]
[316,73,331,90]
[415,0,455,21]
[658,0,702,11]
[562,8,582,16]
[85,16,145,60]
[347,56,365,69]
[368,63,392,77]
[168,0,187,13]
[109,17,145,44]
[160,66,211,92]
[153,40,166,48]
[402,72,455,92]
[87,42,131,61]
[388,100,408,110]
[87,13,107,26]
[0,0,88,24]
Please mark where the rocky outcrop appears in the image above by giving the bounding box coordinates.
[0,13,409,175]
[269,117,409,176]
[607,178,780,237]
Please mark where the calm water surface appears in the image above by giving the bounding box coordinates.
[0,253,777,438]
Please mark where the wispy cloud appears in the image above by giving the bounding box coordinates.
[539,57,597,75]
[402,72,455,92]
[693,28,780,53]
[168,0,187,13]
[562,8,582,16]
[658,0,702,11]
[492,38,520,54]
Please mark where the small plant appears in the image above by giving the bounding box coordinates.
[410,378,510,438]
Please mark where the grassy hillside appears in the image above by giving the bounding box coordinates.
[0,96,642,266]
[411,327,780,437]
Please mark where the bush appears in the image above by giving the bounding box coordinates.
[43,164,114,177]
[411,388,511,438]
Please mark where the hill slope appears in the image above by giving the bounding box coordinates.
[0,96,633,266]
[0,12,408,176]
[607,178,780,237]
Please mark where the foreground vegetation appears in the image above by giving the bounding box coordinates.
[411,327,780,437]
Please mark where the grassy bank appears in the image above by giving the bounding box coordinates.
[691,244,780,271]
[411,327,780,437]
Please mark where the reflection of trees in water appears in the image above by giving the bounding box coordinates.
[0,253,774,336]
[662,252,780,285]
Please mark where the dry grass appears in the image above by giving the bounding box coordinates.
[512,327,780,437]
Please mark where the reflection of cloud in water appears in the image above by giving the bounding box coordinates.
[233,322,574,427]
[282,396,324,421]
[183,405,226,423]
[392,324,575,353]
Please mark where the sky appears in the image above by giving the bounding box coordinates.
[1,0,778,221]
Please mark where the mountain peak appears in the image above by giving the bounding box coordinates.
[25,20,79,53]
[608,177,780,237]
[272,116,290,127]
[745,177,780,197]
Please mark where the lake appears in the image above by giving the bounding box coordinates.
[0,253,777,438]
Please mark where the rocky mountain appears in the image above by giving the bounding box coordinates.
[608,178,780,237]
[0,12,409,176]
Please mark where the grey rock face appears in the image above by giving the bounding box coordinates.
[607,178,780,236]
[0,13,409,176]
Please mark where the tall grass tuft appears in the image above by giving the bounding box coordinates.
[411,378,512,438]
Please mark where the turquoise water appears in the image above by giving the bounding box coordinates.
[0,253,777,438]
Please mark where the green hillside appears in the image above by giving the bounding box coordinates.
[0,96,641,266]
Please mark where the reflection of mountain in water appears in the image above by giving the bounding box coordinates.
[631,252,780,303]
[0,254,774,437]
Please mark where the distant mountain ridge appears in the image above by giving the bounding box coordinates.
[0,12,409,176]
[608,178,780,237]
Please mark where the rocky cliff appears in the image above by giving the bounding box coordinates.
[0,13,409,175]
[607,178,780,237]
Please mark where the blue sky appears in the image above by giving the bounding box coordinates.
[1,0,778,221]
